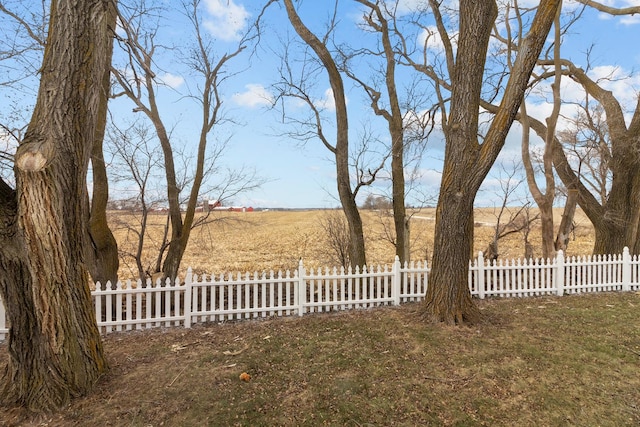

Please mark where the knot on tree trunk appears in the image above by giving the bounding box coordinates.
[15,137,55,172]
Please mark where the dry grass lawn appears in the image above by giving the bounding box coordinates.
[3,208,633,427]
[1,293,638,426]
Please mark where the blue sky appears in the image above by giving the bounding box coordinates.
[166,0,639,209]
[2,0,639,209]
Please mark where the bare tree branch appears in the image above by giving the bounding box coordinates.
[573,0,640,16]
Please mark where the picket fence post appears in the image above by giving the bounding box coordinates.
[392,256,401,306]
[184,267,193,329]
[622,247,631,292]
[297,259,306,316]
[0,293,6,341]
[477,251,485,300]
[555,250,565,296]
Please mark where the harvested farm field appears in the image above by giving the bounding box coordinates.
[110,207,596,281]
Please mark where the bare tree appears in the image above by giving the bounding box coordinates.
[277,0,387,268]
[0,0,48,89]
[557,102,611,205]
[0,0,114,411]
[338,0,433,265]
[112,0,262,280]
[106,119,165,282]
[480,4,589,258]
[0,2,46,179]
[513,1,640,256]
[518,5,561,259]
[548,63,640,254]
[481,163,539,261]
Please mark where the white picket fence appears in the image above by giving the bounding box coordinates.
[1,248,640,341]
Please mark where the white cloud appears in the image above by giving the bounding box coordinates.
[393,0,426,15]
[317,88,349,111]
[318,88,336,111]
[231,83,274,108]
[523,63,640,131]
[620,14,640,25]
[589,65,640,98]
[202,0,250,42]
[418,168,442,187]
[417,25,457,61]
[159,72,185,89]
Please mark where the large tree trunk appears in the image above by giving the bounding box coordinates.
[162,235,185,282]
[423,0,497,324]
[425,184,479,323]
[0,0,113,412]
[552,131,640,255]
[593,166,640,254]
[423,0,560,324]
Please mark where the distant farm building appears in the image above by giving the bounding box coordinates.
[197,200,254,213]
[226,206,254,212]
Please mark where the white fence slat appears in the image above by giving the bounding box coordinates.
[116,281,123,332]
[125,281,133,331]
[184,269,192,329]
[135,280,143,330]
[0,290,7,341]
[2,247,640,342]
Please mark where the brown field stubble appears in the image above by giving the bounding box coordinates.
[111,207,595,281]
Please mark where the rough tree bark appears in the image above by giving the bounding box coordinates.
[423,0,561,324]
[0,0,114,412]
